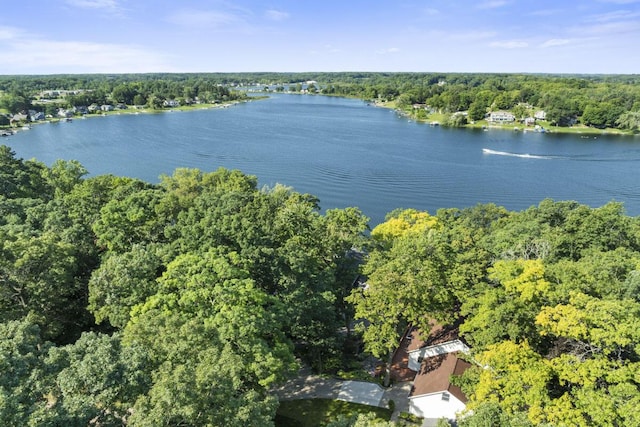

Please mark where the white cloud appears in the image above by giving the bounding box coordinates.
[65,0,118,10]
[265,9,290,21]
[478,1,509,9]
[324,44,342,53]
[575,19,640,35]
[376,47,400,54]
[489,40,528,48]
[529,8,561,17]
[597,0,640,4]
[168,9,247,28]
[0,26,23,40]
[423,8,440,16]
[586,10,640,22]
[0,31,173,73]
[449,30,497,41]
[539,38,572,48]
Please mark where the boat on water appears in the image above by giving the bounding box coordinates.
[482,148,550,160]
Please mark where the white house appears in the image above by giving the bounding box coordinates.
[395,323,472,423]
[534,110,546,120]
[408,352,471,421]
[163,99,180,108]
[30,111,45,121]
[57,108,73,118]
[488,111,515,123]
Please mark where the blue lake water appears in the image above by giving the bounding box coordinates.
[5,94,640,225]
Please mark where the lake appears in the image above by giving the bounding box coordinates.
[5,94,640,225]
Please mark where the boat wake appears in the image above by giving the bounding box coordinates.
[482,148,553,160]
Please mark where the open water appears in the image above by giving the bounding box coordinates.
[5,94,640,225]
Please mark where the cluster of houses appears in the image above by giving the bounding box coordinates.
[37,89,85,99]
[411,103,548,126]
[487,109,546,125]
[3,100,185,127]
[5,104,128,125]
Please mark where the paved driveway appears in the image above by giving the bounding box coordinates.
[337,380,385,406]
[273,368,411,420]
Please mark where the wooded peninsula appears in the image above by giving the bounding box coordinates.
[1,72,640,427]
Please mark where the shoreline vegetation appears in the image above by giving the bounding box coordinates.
[0,98,255,135]
[1,72,639,137]
[372,99,637,136]
[3,94,634,139]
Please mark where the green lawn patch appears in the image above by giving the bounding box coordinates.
[275,399,392,427]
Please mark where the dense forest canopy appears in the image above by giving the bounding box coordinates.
[350,202,640,426]
[1,72,639,131]
[2,140,640,425]
[0,146,369,426]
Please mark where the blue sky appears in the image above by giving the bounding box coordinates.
[2,0,639,74]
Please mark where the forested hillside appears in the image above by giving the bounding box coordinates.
[2,144,640,426]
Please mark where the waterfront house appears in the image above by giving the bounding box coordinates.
[163,99,180,108]
[10,113,29,124]
[488,111,515,123]
[524,117,536,126]
[57,108,73,118]
[101,104,114,112]
[534,110,546,120]
[30,111,45,121]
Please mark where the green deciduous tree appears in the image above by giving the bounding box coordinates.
[0,233,84,341]
[616,111,640,132]
[0,319,52,426]
[45,332,150,425]
[93,185,166,253]
[348,209,457,384]
[88,244,163,328]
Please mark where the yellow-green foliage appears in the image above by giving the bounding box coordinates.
[371,208,438,242]
[472,341,551,424]
[536,292,640,356]
[490,259,550,302]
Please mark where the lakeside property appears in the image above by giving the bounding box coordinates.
[0,98,257,136]
[374,99,637,136]
[3,94,632,139]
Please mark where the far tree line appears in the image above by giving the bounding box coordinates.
[1,72,639,131]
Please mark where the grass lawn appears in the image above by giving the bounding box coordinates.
[275,399,392,427]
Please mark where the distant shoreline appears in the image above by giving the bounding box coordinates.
[370,100,637,137]
[1,98,260,136]
[4,93,637,139]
